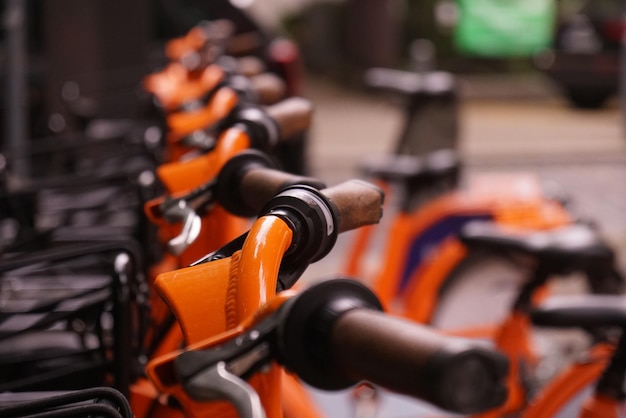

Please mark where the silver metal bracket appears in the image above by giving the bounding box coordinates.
[186,361,267,418]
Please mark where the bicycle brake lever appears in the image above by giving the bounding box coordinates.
[176,314,277,381]
[176,316,279,417]
[164,200,202,255]
[180,127,218,151]
[185,361,267,418]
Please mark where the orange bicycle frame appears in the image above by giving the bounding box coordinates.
[146,215,323,418]
[521,344,614,418]
[146,124,255,267]
[343,173,572,417]
[144,64,226,114]
[164,86,240,161]
[347,173,571,319]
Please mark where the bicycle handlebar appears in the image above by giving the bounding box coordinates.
[226,72,286,106]
[248,73,286,105]
[278,280,509,414]
[264,97,312,140]
[175,280,508,415]
[196,177,384,285]
[256,179,384,274]
[321,180,385,233]
[331,309,508,413]
[232,97,312,151]
[216,150,325,217]
[237,168,325,216]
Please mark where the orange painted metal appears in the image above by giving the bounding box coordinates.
[136,108,262,418]
[347,173,571,317]
[167,86,239,138]
[165,28,208,61]
[156,125,250,194]
[143,62,189,107]
[579,394,621,418]
[148,128,253,266]
[148,123,255,265]
[477,312,537,418]
[521,344,613,418]
[129,378,184,418]
[165,87,240,161]
[134,127,265,417]
[153,217,292,343]
[282,372,326,418]
[155,256,234,342]
[339,173,574,418]
[144,64,225,113]
[146,216,297,418]
[399,237,468,323]
[146,324,256,418]
[230,217,293,326]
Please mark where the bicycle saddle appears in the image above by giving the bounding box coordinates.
[531,294,626,329]
[459,221,614,274]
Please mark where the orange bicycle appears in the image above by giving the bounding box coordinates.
[145,65,286,163]
[436,220,624,417]
[130,99,316,414]
[522,293,626,418]
[144,177,509,418]
[345,149,573,325]
[141,148,323,357]
[342,67,598,337]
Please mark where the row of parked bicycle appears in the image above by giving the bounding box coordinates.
[1,16,626,418]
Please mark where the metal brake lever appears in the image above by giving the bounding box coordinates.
[180,128,217,151]
[186,361,267,418]
[177,319,277,418]
[164,199,202,255]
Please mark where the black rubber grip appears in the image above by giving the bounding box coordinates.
[277,279,508,414]
[216,150,325,217]
[239,168,325,215]
[331,309,509,414]
[235,56,266,77]
[248,73,286,105]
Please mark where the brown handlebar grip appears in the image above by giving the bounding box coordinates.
[265,97,313,139]
[236,56,266,77]
[226,31,264,57]
[203,19,235,44]
[249,73,286,105]
[331,309,509,414]
[321,180,384,233]
[239,167,326,216]
[216,150,327,218]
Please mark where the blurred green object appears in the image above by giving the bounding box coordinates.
[454,0,556,57]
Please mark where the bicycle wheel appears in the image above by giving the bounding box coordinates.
[430,248,531,332]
